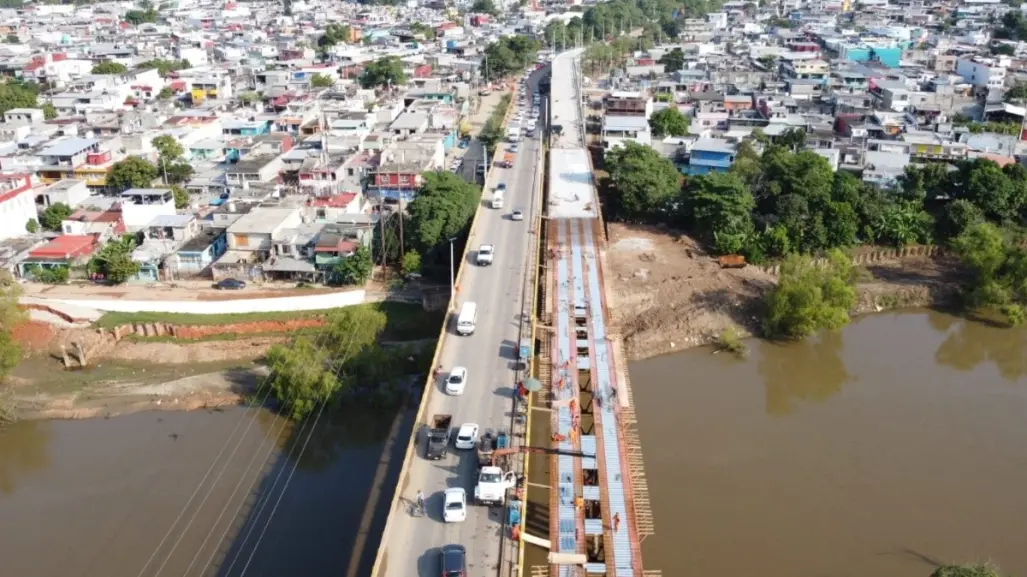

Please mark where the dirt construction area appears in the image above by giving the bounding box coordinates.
[606,223,961,361]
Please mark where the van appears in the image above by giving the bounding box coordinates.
[456,302,477,336]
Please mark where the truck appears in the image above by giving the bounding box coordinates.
[499,152,514,169]
[476,429,509,467]
[474,466,516,506]
[425,414,452,460]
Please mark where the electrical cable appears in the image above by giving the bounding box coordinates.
[136,324,338,577]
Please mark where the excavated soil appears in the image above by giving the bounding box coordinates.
[606,223,962,361]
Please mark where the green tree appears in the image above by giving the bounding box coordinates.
[763,250,858,340]
[658,47,685,72]
[91,61,128,75]
[409,22,436,39]
[471,0,498,14]
[30,265,68,284]
[359,56,407,89]
[108,157,158,192]
[685,172,754,255]
[261,306,387,420]
[40,202,72,231]
[310,73,335,88]
[938,198,984,239]
[648,106,690,137]
[151,135,184,161]
[162,161,194,185]
[950,222,1027,324]
[401,250,421,276]
[318,23,351,49]
[777,127,807,151]
[87,235,140,284]
[334,245,373,285]
[0,271,24,382]
[757,54,777,71]
[1005,81,1027,103]
[4,34,19,44]
[158,87,174,100]
[137,59,190,76]
[25,219,37,233]
[482,35,540,80]
[931,564,1003,577]
[171,185,190,209]
[0,83,38,116]
[238,91,260,104]
[406,171,481,263]
[41,102,56,119]
[603,141,681,221]
[123,8,157,25]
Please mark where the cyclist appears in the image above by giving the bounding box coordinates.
[415,490,425,511]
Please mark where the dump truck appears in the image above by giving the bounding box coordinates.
[425,414,452,460]
[499,152,514,169]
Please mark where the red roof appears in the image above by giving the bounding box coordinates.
[0,174,32,205]
[28,235,98,260]
[309,193,357,208]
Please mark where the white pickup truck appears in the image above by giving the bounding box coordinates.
[476,244,494,266]
[474,466,516,506]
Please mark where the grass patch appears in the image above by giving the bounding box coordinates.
[94,302,445,342]
[714,326,749,358]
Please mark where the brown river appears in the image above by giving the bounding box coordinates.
[3,310,1027,577]
[633,310,1027,577]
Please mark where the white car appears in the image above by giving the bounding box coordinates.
[476,244,494,266]
[445,367,467,395]
[443,487,467,523]
[511,209,524,221]
[454,423,480,450]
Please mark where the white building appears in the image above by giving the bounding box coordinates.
[119,188,176,230]
[0,175,38,241]
[956,57,1007,90]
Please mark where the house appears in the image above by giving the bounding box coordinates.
[226,154,284,185]
[167,227,228,277]
[120,189,176,230]
[61,207,124,237]
[225,206,302,255]
[685,138,736,175]
[37,179,90,209]
[602,91,653,150]
[4,108,44,124]
[0,174,36,241]
[17,234,98,278]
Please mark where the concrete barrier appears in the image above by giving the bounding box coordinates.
[35,289,367,314]
[369,89,517,577]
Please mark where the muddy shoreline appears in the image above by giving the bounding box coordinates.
[607,223,963,361]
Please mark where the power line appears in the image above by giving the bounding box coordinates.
[136,318,342,577]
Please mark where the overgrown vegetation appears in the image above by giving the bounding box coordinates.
[259,305,435,418]
[0,272,25,384]
[137,59,191,77]
[930,564,1003,577]
[359,56,406,89]
[405,171,483,278]
[87,235,141,284]
[482,35,540,80]
[714,326,748,357]
[91,61,128,75]
[477,93,512,155]
[541,0,717,51]
[951,222,1027,326]
[763,250,858,340]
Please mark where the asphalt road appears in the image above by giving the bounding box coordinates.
[379,72,545,577]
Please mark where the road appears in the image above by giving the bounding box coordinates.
[378,71,545,577]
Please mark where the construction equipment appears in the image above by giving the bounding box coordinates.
[718,254,746,269]
[490,445,592,467]
[477,429,509,467]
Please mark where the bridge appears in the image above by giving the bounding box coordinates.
[370,49,658,577]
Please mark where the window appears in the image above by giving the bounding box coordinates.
[235,234,249,247]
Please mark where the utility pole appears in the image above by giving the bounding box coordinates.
[398,195,405,260]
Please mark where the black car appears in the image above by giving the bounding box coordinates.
[440,544,467,577]
[216,278,246,290]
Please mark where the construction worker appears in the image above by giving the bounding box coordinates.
[613,512,621,532]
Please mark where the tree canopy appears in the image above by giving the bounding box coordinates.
[951,222,1027,325]
[261,306,388,420]
[602,141,681,222]
[0,82,39,116]
[658,47,685,72]
[333,245,373,285]
[88,235,141,284]
[0,272,24,383]
[91,61,128,75]
[359,56,406,89]
[40,202,72,231]
[137,59,190,77]
[648,106,690,137]
[318,23,351,50]
[406,171,481,272]
[763,250,858,340]
[482,35,540,80]
[108,157,158,192]
[124,8,157,25]
[310,73,335,88]
[471,0,498,14]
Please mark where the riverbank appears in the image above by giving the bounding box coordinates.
[608,223,963,360]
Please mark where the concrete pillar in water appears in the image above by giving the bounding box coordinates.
[72,341,87,367]
[60,345,71,368]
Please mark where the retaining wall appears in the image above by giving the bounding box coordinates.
[757,244,945,276]
[40,289,367,315]
[106,318,326,341]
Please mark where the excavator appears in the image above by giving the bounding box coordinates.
[475,445,594,507]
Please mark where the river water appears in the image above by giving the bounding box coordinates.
[4,310,1027,577]
[632,310,1027,577]
[0,405,408,577]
